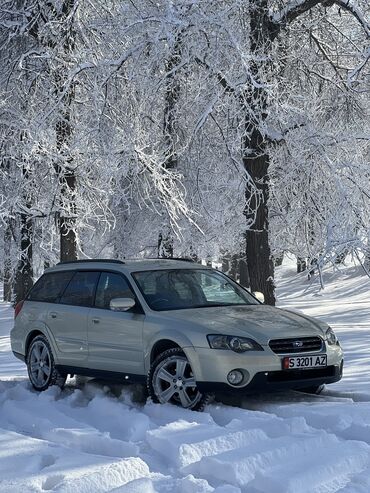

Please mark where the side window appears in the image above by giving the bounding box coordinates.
[28,271,74,303]
[59,271,99,307]
[95,272,135,310]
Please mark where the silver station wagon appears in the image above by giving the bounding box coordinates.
[11,258,343,411]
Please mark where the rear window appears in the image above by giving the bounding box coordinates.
[59,271,100,307]
[28,271,74,303]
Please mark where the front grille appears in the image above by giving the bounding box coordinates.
[267,366,335,382]
[269,336,323,354]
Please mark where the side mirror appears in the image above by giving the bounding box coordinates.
[253,291,265,303]
[110,297,135,312]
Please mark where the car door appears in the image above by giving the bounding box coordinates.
[26,270,74,361]
[87,271,145,375]
[48,270,100,366]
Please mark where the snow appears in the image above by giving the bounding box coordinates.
[270,0,308,24]
[1,259,370,492]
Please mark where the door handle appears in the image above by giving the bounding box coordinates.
[50,312,58,319]
[92,318,100,324]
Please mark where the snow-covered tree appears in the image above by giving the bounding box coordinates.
[0,0,368,305]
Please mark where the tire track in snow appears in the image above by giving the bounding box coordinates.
[1,379,370,492]
[2,303,370,491]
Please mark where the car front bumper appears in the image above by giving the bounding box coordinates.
[197,363,343,394]
[184,343,343,394]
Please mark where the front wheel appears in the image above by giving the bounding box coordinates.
[148,348,212,411]
[26,335,66,391]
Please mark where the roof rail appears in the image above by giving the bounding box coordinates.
[57,259,125,265]
[146,257,195,263]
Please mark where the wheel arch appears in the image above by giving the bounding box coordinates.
[25,330,44,356]
[24,324,60,362]
[150,339,181,364]
[145,330,195,373]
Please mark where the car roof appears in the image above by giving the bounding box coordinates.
[45,258,209,275]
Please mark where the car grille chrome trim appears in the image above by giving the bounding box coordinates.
[269,336,323,354]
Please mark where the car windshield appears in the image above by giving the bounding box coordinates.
[132,269,258,311]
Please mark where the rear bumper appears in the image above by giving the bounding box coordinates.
[197,362,343,394]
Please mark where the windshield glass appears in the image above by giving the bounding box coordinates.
[132,269,258,311]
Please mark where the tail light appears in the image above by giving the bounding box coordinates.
[14,300,24,319]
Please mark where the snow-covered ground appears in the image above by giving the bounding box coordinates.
[1,258,370,493]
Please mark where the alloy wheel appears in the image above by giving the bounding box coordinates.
[29,340,51,388]
[153,355,201,408]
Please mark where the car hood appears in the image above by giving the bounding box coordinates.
[163,304,326,345]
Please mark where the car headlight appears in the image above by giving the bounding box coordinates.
[326,327,337,345]
[207,335,263,352]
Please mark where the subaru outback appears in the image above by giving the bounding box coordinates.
[11,258,343,411]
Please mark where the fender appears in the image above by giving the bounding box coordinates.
[24,322,61,364]
[144,328,195,372]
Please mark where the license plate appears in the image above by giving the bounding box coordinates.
[283,355,327,370]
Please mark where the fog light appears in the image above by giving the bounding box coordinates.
[227,370,244,385]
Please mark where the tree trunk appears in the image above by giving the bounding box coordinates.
[245,190,275,305]
[14,138,34,303]
[60,220,77,262]
[158,228,174,258]
[221,253,230,275]
[297,257,307,273]
[244,127,275,304]
[189,246,199,263]
[14,213,33,303]
[221,251,250,288]
[25,1,78,262]
[3,221,12,302]
[228,254,238,281]
[238,255,250,289]
[334,251,347,264]
[55,93,77,262]
[274,253,284,267]
[365,252,370,272]
[364,233,370,271]
[157,32,182,257]
[58,170,77,262]
[55,1,78,262]
[244,1,276,306]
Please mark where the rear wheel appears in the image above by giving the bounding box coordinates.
[26,335,66,391]
[148,348,212,411]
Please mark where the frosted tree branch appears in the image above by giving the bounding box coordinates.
[270,0,369,39]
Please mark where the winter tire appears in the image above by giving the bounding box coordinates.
[26,335,66,391]
[148,348,212,411]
